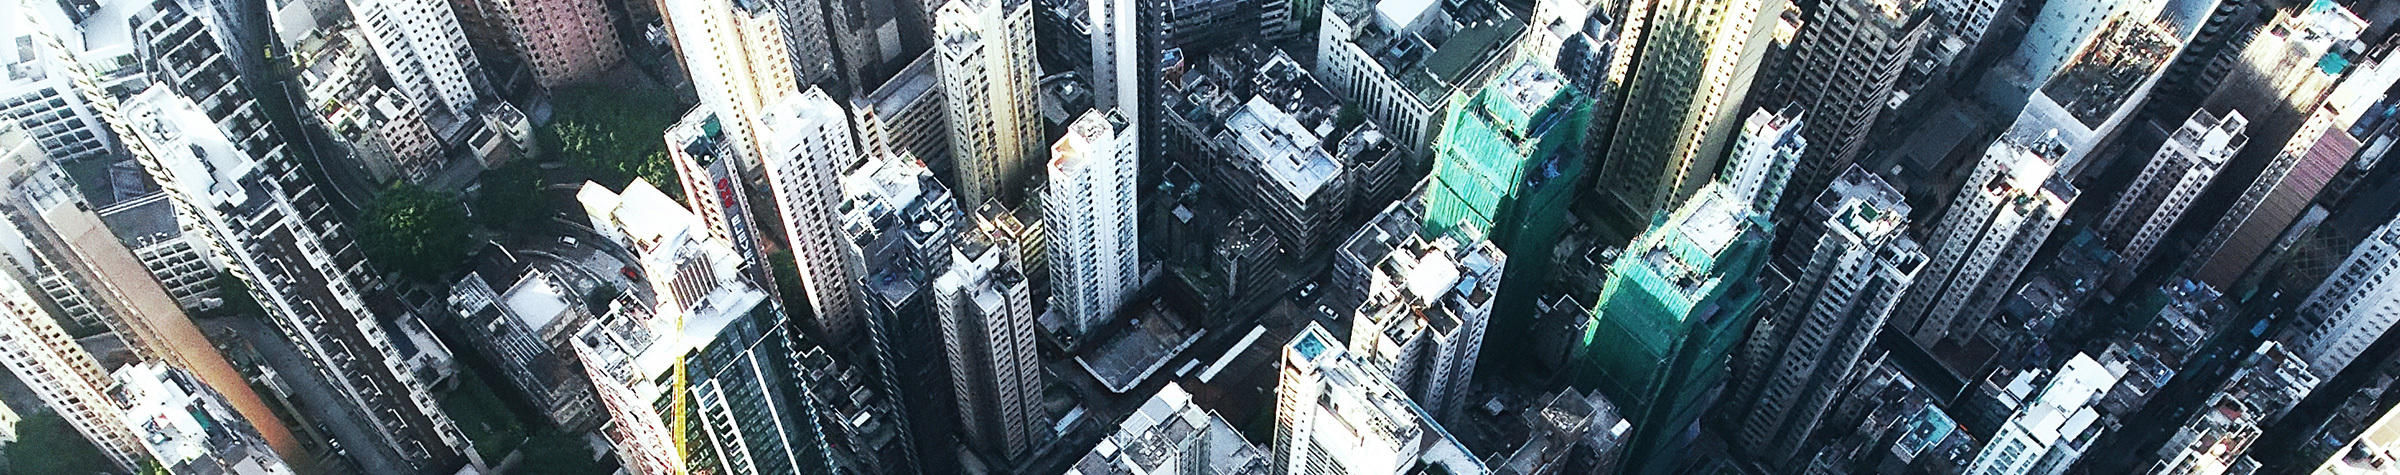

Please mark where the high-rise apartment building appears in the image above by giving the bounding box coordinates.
[933,219,1046,461]
[449,0,622,88]
[759,89,869,344]
[0,223,142,470]
[1069,382,1267,473]
[110,362,297,475]
[1420,61,1591,339]
[667,108,776,302]
[1725,166,1922,465]
[573,179,864,475]
[851,52,953,177]
[1750,0,1923,213]
[1271,323,1487,475]
[1720,106,1805,216]
[2101,109,2245,272]
[2183,1,2400,289]
[1315,0,1526,158]
[1893,133,2076,347]
[936,0,1043,206]
[1347,230,1503,420]
[1594,0,1785,224]
[347,0,485,117]
[2287,214,2400,380]
[1578,179,1780,475]
[664,0,801,178]
[119,87,474,471]
[1046,109,1139,334]
[1963,353,2124,475]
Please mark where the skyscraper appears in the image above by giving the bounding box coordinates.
[2100,109,2245,272]
[120,87,473,471]
[1046,109,1139,335]
[668,108,776,309]
[1578,178,1782,475]
[346,0,485,117]
[1595,0,1786,224]
[1750,0,1924,213]
[759,88,869,345]
[933,218,1046,462]
[1347,229,1504,420]
[571,179,850,475]
[935,0,1043,206]
[1419,61,1591,340]
[1725,166,1922,465]
[1893,133,2076,347]
[663,0,802,178]
[1271,323,1486,475]
[1719,106,1806,216]
[2286,214,2400,380]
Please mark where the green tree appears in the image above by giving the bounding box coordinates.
[539,85,683,203]
[509,429,602,475]
[473,160,552,231]
[4,411,117,475]
[359,184,472,282]
[204,273,264,319]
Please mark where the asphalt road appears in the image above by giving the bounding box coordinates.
[215,315,416,475]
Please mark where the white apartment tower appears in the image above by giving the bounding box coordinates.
[1271,323,1486,475]
[348,0,485,117]
[2100,109,2245,271]
[759,88,868,345]
[1726,166,1923,465]
[1895,133,2077,347]
[664,0,802,178]
[936,0,1043,206]
[1046,110,1138,334]
[0,224,142,470]
[1347,231,1504,420]
[2287,215,2400,380]
[933,224,1046,461]
[1720,106,1806,216]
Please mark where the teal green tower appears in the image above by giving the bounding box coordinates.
[1420,60,1594,356]
[1577,182,1778,475]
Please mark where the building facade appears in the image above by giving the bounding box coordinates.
[2100,109,2245,271]
[1314,0,1526,159]
[1750,0,1923,214]
[663,0,801,179]
[1271,323,1487,475]
[759,89,870,345]
[450,0,622,87]
[346,0,485,117]
[1725,166,1922,465]
[1594,0,1785,224]
[1046,109,1139,335]
[1347,230,1503,420]
[110,362,297,475]
[1893,133,2076,347]
[2288,214,2400,380]
[935,0,1044,206]
[933,219,1046,461]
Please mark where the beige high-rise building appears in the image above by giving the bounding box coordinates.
[1595,0,1789,226]
[663,0,802,179]
[759,88,870,345]
[935,0,1043,206]
[0,220,143,471]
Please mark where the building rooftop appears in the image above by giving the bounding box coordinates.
[1225,97,1342,201]
[499,269,576,336]
[1495,61,1566,116]
[1333,0,1526,108]
[96,191,183,249]
[865,51,943,120]
[2038,17,2178,129]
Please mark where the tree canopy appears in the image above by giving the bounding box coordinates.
[542,85,682,202]
[472,160,552,232]
[359,184,472,282]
